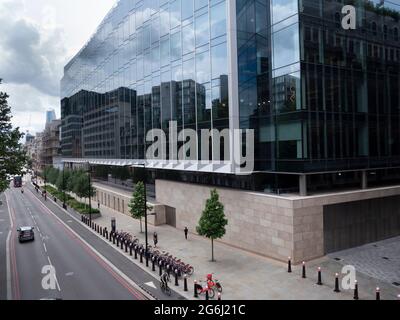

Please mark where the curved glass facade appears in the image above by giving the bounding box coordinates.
[62,0,400,185]
[61,0,229,160]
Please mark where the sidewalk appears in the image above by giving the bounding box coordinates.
[35,177,400,300]
[92,198,400,300]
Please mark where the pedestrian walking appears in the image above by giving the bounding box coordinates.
[98,201,100,209]
[153,232,158,248]
[184,227,189,240]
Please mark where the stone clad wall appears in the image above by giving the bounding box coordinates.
[156,179,400,263]
[156,179,296,262]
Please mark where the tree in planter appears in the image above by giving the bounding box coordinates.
[128,181,152,233]
[0,79,27,193]
[196,189,228,262]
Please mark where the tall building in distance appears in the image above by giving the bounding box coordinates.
[61,0,400,263]
[46,109,56,125]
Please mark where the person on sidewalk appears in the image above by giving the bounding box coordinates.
[153,232,158,248]
[184,227,189,240]
[97,201,100,209]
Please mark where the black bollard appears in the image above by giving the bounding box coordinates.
[159,262,163,276]
[152,258,156,271]
[288,257,292,273]
[121,239,124,250]
[334,273,341,293]
[113,234,116,245]
[125,242,128,252]
[317,267,323,285]
[205,288,209,301]
[194,280,198,298]
[376,288,380,300]
[353,281,359,300]
[81,215,84,222]
[134,246,138,260]
[302,261,306,279]
[140,250,143,263]
[184,274,188,292]
[218,293,221,301]
[146,253,149,267]
[116,237,119,247]
[166,265,170,277]
[130,244,133,256]
[175,269,179,287]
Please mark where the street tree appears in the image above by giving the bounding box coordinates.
[128,181,152,233]
[0,79,27,193]
[56,169,70,193]
[73,172,96,208]
[196,189,228,262]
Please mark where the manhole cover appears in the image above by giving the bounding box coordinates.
[392,282,400,287]
[382,257,390,260]
[334,258,342,261]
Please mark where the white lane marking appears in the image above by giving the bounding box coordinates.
[30,189,153,300]
[5,192,14,228]
[6,231,12,300]
[46,257,61,292]
[43,243,47,253]
[145,281,157,289]
[65,272,74,277]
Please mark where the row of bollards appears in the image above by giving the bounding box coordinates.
[287,257,393,300]
[80,216,218,300]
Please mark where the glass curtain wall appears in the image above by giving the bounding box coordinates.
[300,0,400,172]
[61,0,229,161]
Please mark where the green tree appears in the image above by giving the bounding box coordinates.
[56,169,70,192]
[196,189,228,262]
[47,167,59,185]
[73,172,96,207]
[128,181,152,233]
[0,79,27,192]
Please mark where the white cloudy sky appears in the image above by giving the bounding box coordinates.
[0,0,116,137]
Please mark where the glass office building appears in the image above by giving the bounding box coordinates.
[61,0,400,194]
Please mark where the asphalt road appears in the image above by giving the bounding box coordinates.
[1,182,185,300]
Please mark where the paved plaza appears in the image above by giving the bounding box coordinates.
[80,182,400,300]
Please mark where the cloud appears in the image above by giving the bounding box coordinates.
[0,0,67,98]
[1,82,59,134]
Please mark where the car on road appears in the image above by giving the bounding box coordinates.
[17,226,35,243]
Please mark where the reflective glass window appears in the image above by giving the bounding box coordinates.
[160,37,170,66]
[196,50,210,84]
[272,23,300,70]
[182,0,194,20]
[195,0,208,11]
[195,13,209,47]
[171,31,181,61]
[210,1,226,39]
[182,22,195,54]
[170,0,181,29]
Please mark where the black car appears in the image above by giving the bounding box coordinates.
[17,227,35,243]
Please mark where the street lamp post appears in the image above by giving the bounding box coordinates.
[136,162,148,258]
[43,163,47,201]
[87,162,93,224]
[62,162,67,210]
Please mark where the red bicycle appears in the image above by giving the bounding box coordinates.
[196,281,216,299]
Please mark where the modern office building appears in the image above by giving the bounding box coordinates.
[61,0,400,262]
[46,109,57,125]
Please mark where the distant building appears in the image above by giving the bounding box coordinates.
[25,133,34,144]
[46,109,56,125]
